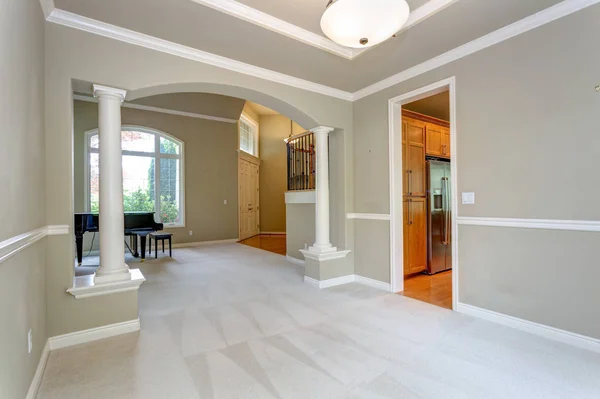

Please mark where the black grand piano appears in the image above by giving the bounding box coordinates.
[74,212,163,265]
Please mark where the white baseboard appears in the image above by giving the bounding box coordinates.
[25,340,50,399]
[48,318,141,350]
[457,303,600,354]
[355,275,392,292]
[260,231,286,235]
[172,239,238,248]
[304,274,391,291]
[286,254,305,266]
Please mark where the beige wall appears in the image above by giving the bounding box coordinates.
[258,115,304,233]
[0,0,47,397]
[352,5,600,338]
[73,100,239,253]
[286,204,315,260]
[45,22,353,336]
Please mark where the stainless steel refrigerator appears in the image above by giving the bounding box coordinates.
[427,160,452,274]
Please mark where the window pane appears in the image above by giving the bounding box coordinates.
[159,158,180,224]
[240,120,255,155]
[122,155,155,212]
[89,153,99,211]
[121,130,155,152]
[160,137,180,154]
[90,134,99,149]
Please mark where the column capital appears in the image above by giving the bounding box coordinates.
[310,126,335,135]
[92,84,127,102]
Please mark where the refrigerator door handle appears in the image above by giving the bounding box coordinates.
[441,177,448,245]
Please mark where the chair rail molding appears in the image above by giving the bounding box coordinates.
[457,216,600,232]
[0,225,69,264]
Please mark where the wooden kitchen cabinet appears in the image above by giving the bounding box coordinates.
[403,110,450,159]
[402,117,426,197]
[403,197,427,276]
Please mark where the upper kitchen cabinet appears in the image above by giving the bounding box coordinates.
[403,110,450,159]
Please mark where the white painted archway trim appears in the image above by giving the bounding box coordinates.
[388,77,458,310]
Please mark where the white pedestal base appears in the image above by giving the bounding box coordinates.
[67,269,145,299]
[300,248,351,261]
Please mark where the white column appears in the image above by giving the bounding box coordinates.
[93,84,130,283]
[308,126,336,253]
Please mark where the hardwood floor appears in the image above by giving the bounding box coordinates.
[239,234,287,256]
[401,270,452,309]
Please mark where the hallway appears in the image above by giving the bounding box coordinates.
[37,244,600,398]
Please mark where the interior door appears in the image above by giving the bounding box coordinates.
[239,157,260,240]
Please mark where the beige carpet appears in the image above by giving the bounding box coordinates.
[38,243,600,398]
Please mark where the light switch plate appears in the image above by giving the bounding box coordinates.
[462,192,475,205]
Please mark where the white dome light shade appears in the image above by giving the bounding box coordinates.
[321,0,410,48]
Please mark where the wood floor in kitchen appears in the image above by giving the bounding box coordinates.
[401,270,453,309]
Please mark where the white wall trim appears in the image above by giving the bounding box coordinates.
[73,94,239,123]
[285,190,316,204]
[189,0,457,60]
[457,217,600,232]
[0,225,70,264]
[44,1,599,102]
[353,0,600,100]
[25,341,50,399]
[172,239,239,248]
[48,318,141,350]
[286,254,305,266]
[388,77,459,309]
[190,0,357,60]
[304,275,355,289]
[47,9,354,101]
[346,213,391,221]
[354,275,392,291]
[457,303,600,354]
[38,0,54,19]
[304,274,391,291]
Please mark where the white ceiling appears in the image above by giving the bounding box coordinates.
[54,0,570,93]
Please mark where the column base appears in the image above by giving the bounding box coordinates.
[67,268,145,299]
[94,263,131,284]
[300,248,350,261]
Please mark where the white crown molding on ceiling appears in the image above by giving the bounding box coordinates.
[45,0,599,102]
[73,94,239,123]
[191,0,458,60]
[353,0,600,100]
[47,9,354,101]
[39,0,55,19]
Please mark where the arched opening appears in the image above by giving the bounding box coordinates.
[72,82,321,275]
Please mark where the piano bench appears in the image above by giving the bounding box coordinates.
[149,233,173,259]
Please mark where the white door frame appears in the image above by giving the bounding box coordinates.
[388,76,459,310]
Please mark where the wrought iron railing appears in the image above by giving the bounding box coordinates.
[286,131,315,191]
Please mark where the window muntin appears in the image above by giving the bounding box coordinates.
[86,127,184,226]
[239,114,258,156]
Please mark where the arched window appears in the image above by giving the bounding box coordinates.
[85,126,185,226]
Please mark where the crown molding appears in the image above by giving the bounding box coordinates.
[45,0,599,103]
[46,9,354,101]
[38,0,54,19]
[73,94,239,123]
[353,0,600,100]
[190,0,458,60]
[190,0,360,60]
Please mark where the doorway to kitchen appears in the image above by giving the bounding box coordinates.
[389,77,458,310]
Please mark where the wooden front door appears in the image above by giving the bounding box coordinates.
[239,157,260,240]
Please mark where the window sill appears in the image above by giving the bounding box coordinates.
[67,269,145,299]
[164,224,185,229]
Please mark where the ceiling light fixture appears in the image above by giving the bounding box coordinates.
[321,0,410,48]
